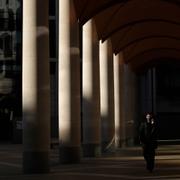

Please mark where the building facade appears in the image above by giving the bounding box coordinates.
[0,0,21,142]
[1,0,180,174]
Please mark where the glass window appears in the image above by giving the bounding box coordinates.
[49,20,56,58]
[49,0,55,16]
[50,62,56,75]
[4,34,12,57]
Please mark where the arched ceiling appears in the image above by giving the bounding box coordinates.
[73,0,180,70]
[129,49,180,70]
[132,57,180,74]
[111,22,180,54]
[123,37,180,63]
[73,0,128,25]
[94,0,180,40]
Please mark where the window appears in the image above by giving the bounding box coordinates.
[49,20,56,58]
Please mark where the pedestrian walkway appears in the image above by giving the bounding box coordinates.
[0,144,180,180]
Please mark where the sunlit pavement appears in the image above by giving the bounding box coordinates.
[1,144,180,180]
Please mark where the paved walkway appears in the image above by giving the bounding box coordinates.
[0,144,180,180]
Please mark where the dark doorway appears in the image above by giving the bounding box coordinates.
[156,62,180,141]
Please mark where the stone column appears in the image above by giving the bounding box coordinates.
[58,0,81,163]
[23,0,50,173]
[82,19,101,157]
[114,53,126,148]
[99,39,115,152]
[130,69,139,145]
[120,64,128,147]
[147,69,153,112]
[121,64,136,147]
[114,54,121,148]
[127,68,137,146]
[152,68,156,114]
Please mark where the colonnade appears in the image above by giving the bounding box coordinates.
[22,0,138,173]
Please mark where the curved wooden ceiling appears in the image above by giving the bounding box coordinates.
[111,22,180,54]
[73,0,180,70]
[129,49,180,71]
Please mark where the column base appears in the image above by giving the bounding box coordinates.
[126,138,134,147]
[23,151,49,174]
[83,143,101,157]
[59,146,81,164]
[119,139,127,148]
[101,141,115,153]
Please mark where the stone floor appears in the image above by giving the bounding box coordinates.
[0,144,180,180]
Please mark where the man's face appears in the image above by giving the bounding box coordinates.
[146,114,151,120]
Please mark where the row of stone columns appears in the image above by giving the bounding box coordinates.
[22,0,138,174]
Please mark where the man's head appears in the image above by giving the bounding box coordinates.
[146,113,155,124]
[146,113,151,122]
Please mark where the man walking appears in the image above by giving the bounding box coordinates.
[139,113,158,172]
